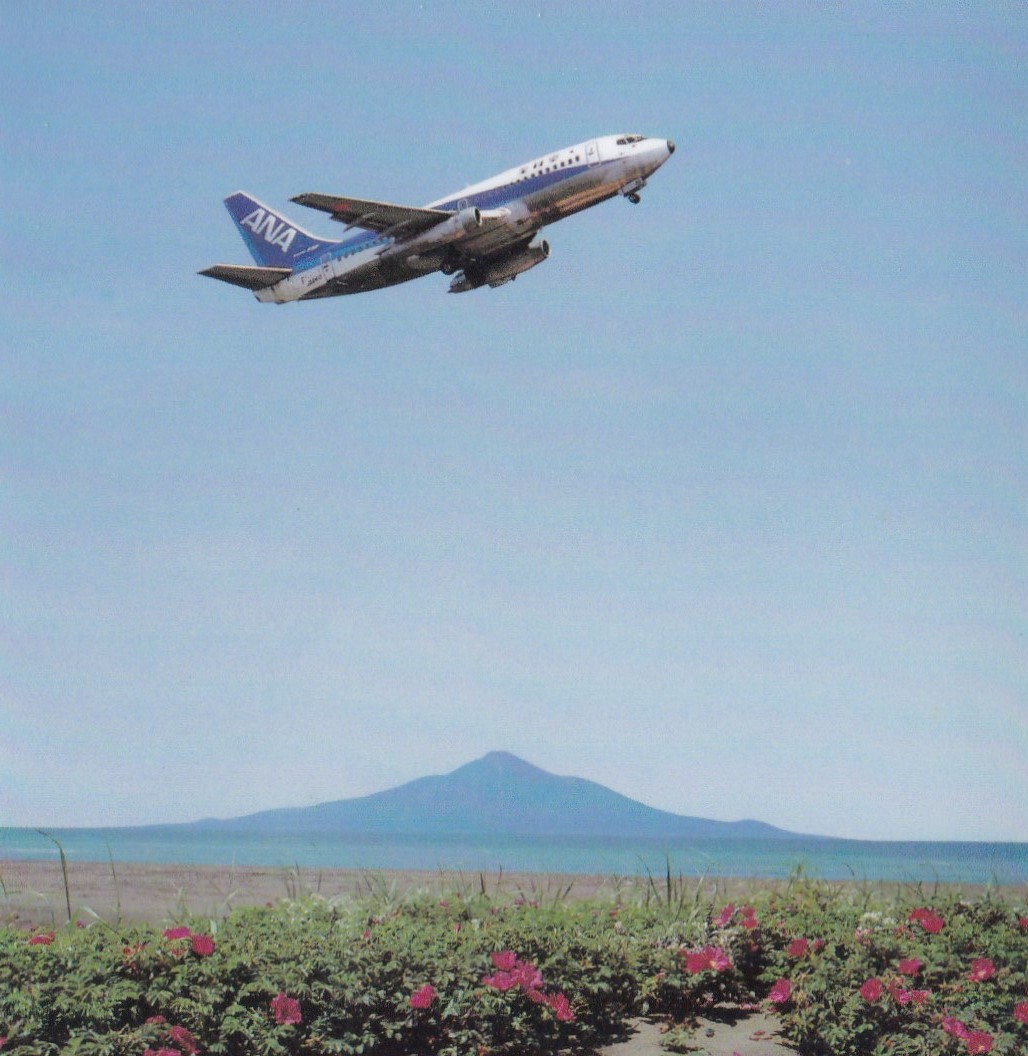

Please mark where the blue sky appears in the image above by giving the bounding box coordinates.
[3,2,1025,842]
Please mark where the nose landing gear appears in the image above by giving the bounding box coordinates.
[621,177,647,204]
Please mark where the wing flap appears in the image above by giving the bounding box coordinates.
[291,193,451,234]
[199,264,291,290]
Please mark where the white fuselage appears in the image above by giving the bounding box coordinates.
[255,134,674,302]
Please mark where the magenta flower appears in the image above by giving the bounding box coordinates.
[964,1031,993,1054]
[270,992,302,1025]
[1015,1002,1028,1024]
[167,1026,199,1054]
[28,932,55,946]
[409,984,435,1010]
[482,953,543,993]
[739,906,758,930]
[482,970,518,990]
[786,937,809,958]
[514,961,544,990]
[908,907,944,933]
[859,977,883,1002]
[189,934,215,957]
[967,957,996,982]
[546,992,575,1022]
[162,926,191,940]
[684,945,732,974]
[0,1037,6,1049]
[1018,916,1028,932]
[767,978,792,1005]
[897,957,922,976]
[714,903,735,927]
[943,1017,971,1040]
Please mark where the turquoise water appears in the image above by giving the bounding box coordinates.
[2,828,1025,885]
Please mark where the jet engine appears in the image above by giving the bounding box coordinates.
[381,205,506,268]
[448,239,550,293]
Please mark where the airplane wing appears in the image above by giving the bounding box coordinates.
[291,193,450,235]
[199,264,291,290]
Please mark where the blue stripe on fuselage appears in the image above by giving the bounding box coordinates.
[291,160,602,273]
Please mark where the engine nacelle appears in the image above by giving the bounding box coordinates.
[455,206,483,233]
[448,239,550,293]
[381,205,504,265]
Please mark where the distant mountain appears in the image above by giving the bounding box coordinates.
[190,751,802,839]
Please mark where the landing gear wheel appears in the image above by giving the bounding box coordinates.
[627,193,641,204]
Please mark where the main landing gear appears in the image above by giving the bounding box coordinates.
[627,193,641,204]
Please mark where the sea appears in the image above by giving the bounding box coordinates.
[2,828,1025,886]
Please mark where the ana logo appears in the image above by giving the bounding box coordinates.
[239,208,297,253]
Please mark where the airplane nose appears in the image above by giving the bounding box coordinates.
[667,140,675,154]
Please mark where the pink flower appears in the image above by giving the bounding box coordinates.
[546,992,575,1022]
[1014,1001,1028,1024]
[1018,916,1028,932]
[943,1017,971,1040]
[887,980,911,1005]
[0,1038,6,1050]
[270,992,302,1025]
[714,903,735,927]
[908,907,944,933]
[145,1016,167,1024]
[167,1026,199,1054]
[491,950,518,972]
[28,932,55,945]
[684,945,732,974]
[739,906,758,930]
[897,957,922,976]
[162,926,191,940]
[482,970,517,990]
[787,937,809,958]
[190,934,215,957]
[409,984,435,1010]
[513,962,544,990]
[859,977,883,1002]
[968,958,996,982]
[767,978,792,1005]
[964,1031,993,1054]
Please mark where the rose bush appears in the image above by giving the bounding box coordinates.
[0,879,1024,1054]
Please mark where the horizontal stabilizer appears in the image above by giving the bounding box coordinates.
[292,193,450,234]
[199,264,291,291]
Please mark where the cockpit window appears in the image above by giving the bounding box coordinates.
[615,134,645,145]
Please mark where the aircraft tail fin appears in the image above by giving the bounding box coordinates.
[224,192,335,268]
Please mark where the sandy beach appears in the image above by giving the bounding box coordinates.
[1,858,781,927]
[2,857,1017,929]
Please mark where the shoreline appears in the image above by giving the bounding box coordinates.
[3,857,1022,928]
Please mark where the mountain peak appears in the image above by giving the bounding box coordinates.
[206,751,800,840]
[449,751,553,782]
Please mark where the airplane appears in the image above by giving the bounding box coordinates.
[199,134,674,302]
